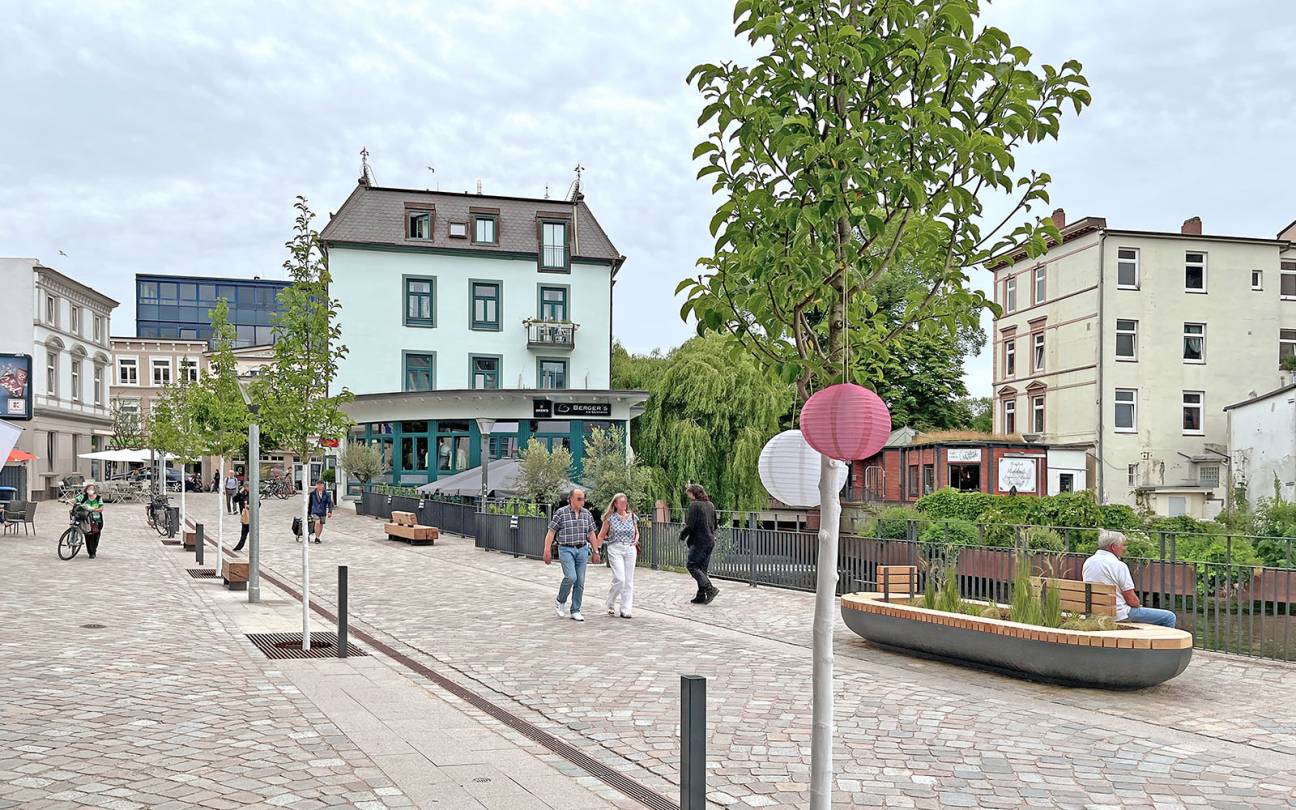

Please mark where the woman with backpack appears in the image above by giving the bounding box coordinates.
[598,492,640,618]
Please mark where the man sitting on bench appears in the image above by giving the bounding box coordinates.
[1083,530,1177,628]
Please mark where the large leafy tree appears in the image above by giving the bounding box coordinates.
[254,197,352,650]
[612,335,792,510]
[682,2,1090,804]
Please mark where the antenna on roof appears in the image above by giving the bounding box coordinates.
[544,184,550,200]
[359,147,375,186]
[476,179,483,195]
[426,165,438,191]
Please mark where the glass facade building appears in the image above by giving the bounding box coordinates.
[135,274,289,347]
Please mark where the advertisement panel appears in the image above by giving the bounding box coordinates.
[0,354,33,421]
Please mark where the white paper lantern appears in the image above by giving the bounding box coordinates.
[758,430,848,507]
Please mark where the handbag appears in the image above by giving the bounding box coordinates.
[291,516,302,537]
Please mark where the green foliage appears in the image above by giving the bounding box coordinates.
[485,498,543,517]
[1099,503,1141,531]
[1061,615,1117,632]
[1039,579,1062,628]
[320,468,335,484]
[340,441,387,487]
[1009,555,1042,626]
[109,399,145,449]
[873,506,923,539]
[922,574,936,610]
[580,426,649,515]
[253,197,353,466]
[516,438,573,506]
[682,0,1091,395]
[189,299,251,460]
[934,571,962,614]
[918,518,980,548]
[915,488,995,522]
[1023,526,1064,552]
[372,484,420,498]
[611,336,790,509]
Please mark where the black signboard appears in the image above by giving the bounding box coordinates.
[532,399,553,418]
[0,354,33,421]
[555,402,611,418]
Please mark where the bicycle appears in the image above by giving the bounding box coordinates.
[261,478,295,501]
[144,494,170,537]
[58,506,90,560]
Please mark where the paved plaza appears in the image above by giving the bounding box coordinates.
[4,496,1296,809]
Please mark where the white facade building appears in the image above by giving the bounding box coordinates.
[0,259,118,499]
[990,212,1296,517]
[1225,381,1296,509]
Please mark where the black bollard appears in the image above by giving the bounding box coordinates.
[680,675,706,809]
[195,523,204,565]
[337,565,348,658]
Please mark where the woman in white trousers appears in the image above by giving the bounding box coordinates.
[599,493,640,618]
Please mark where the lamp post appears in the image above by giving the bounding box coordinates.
[240,383,261,603]
[475,418,496,503]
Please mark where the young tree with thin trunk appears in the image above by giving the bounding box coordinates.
[254,197,352,651]
[149,373,205,534]
[683,3,1090,804]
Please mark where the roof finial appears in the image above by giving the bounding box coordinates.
[544,184,550,200]
[359,147,374,186]
[570,163,585,201]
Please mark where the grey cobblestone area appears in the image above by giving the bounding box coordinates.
[185,495,1296,809]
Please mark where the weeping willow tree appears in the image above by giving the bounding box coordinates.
[612,334,792,510]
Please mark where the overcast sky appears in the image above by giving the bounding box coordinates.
[4,1,1294,397]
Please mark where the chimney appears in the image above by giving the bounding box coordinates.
[1181,216,1202,236]
[1050,208,1066,229]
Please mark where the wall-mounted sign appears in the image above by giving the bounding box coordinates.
[554,402,611,418]
[533,399,553,418]
[0,354,32,421]
[947,448,982,463]
[997,457,1038,493]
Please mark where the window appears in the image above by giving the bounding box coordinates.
[1199,464,1220,488]
[473,216,498,245]
[1252,270,1264,291]
[118,357,138,385]
[1004,339,1016,377]
[1168,496,1187,517]
[403,353,435,392]
[93,366,103,406]
[180,358,198,383]
[1031,394,1045,433]
[1002,398,1016,433]
[907,464,919,496]
[46,431,55,473]
[93,316,103,343]
[46,295,57,325]
[151,358,171,387]
[1032,331,1045,372]
[404,277,435,327]
[1182,323,1205,363]
[69,305,81,335]
[1182,391,1204,434]
[71,360,81,401]
[1033,266,1046,305]
[46,351,57,395]
[470,355,500,390]
[538,358,568,389]
[1128,464,1138,487]
[1185,251,1206,292]
[1116,248,1139,289]
[1004,276,1017,312]
[1282,261,1296,299]
[1282,329,1296,364]
[471,281,501,330]
[1115,319,1138,361]
[406,209,432,240]
[1058,473,1074,493]
[1114,389,1137,432]
[922,465,935,495]
[539,286,569,321]
[400,435,430,472]
[540,221,568,270]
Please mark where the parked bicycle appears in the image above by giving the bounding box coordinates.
[144,494,170,537]
[58,505,91,560]
[260,477,295,500]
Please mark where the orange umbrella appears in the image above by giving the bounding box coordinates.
[5,449,36,463]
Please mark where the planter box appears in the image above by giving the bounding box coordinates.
[841,591,1193,689]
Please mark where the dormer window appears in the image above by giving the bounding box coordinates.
[474,215,498,245]
[539,219,569,271]
[406,208,433,240]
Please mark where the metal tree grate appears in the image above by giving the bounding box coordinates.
[245,632,367,660]
[186,568,216,578]
[81,624,107,629]
[160,539,181,546]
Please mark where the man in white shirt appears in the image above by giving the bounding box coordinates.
[1082,530,1177,627]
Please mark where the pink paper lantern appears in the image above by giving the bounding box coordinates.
[799,383,892,461]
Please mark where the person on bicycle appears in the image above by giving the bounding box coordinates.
[74,483,104,558]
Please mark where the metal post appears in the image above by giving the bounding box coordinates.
[195,522,204,566]
[337,565,349,658]
[248,421,261,603]
[680,674,706,810]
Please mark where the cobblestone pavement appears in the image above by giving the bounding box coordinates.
[0,501,619,810]
[181,495,1296,809]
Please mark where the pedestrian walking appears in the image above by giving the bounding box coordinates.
[308,480,333,544]
[543,488,600,622]
[681,484,719,604]
[232,484,250,552]
[210,471,220,493]
[598,492,640,618]
[74,483,104,559]
[223,471,239,514]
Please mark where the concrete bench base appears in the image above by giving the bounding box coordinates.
[384,523,438,545]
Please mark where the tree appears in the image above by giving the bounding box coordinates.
[150,375,206,530]
[611,336,791,510]
[253,196,353,651]
[580,426,649,516]
[340,441,387,490]
[516,438,572,507]
[960,396,993,433]
[109,399,145,450]
[683,4,1090,804]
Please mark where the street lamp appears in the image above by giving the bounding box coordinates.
[240,382,262,604]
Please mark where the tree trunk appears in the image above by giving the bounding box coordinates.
[216,458,224,579]
[301,455,311,651]
[810,453,840,809]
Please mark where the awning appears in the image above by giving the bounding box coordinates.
[5,449,36,463]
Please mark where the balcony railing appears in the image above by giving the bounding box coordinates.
[524,319,578,350]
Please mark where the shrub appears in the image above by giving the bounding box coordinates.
[1061,615,1117,632]
[1032,490,1103,530]
[517,438,573,507]
[1023,526,1064,551]
[873,506,923,539]
[919,518,980,548]
[1039,579,1062,628]
[1009,555,1042,626]
[915,488,995,522]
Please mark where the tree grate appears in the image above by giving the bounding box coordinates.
[186,568,216,578]
[245,632,367,660]
[160,539,181,546]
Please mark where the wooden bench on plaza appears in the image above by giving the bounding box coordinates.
[223,558,250,591]
[182,529,196,551]
[384,511,438,546]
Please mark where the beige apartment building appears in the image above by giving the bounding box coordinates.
[990,211,1296,517]
[109,336,209,476]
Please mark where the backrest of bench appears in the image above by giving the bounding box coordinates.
[1032,577,1118,618]
[877,564,918,599]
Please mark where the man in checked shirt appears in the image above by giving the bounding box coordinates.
[543,488,602,622]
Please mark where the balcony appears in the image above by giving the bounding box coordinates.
[524,319,578,351]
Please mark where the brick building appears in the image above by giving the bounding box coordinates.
[850,430,1048,504]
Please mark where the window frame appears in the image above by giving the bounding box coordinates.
[1033,265,1046,305]
[469,279,503,332]
[1031,330,1045,373]
[1281,329,1296,365]
[1115,319,1138,362]
[45,294,58,326]
[117,356,139,386]
[402,351,436,393]
[179,357,199,383]
[538,219,571,272]
[93,365,104,406]
[93,315,103,343]
[469,354,502,390]
[150,357,172,387]
[1184,251,1207,293]
[1114,388,1137,433]
[1252,269,1264,291]
[402,275,436,328]
[472,214,499,245]
[1282,261,1296,300]
[405,206,434,241]
[1003,276,1017,313]
[1002,398,1016,434]
[46,350,57,396]
[537,357,569,390]
[537,284,570,322]
[1182,390,1205,436]
[1128,463,1138,487]
[69,304,81,336]
[1030,393,1045,433]
[1003,338,1016,377]
[1182,322,1206,364]
[1116,247,1140,290]
[1199,464,1221,488]
[70,358,81,402]
[907,464,920,496]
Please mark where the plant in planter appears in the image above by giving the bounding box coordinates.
[341,442,387,515]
